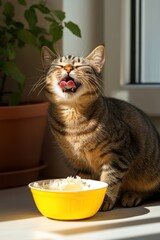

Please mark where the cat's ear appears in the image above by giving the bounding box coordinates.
[41,46,57,70]
[86,45,105,73]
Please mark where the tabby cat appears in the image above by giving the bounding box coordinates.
[40,45,160,210]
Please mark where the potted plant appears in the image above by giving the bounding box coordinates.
[0,0,81,188]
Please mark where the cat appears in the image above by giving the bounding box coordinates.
[40,45,160,210]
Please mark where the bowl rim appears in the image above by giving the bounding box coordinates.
[28,178,108,193]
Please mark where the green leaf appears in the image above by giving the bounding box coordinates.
[2,61,25,85]
[30,25,46,35]
[9,91,22,106]
[45,16,59,27]
[54,10,65,21]
[7,45,16,60]
[6,32,13,42]
[65,21,81,37]
[32,4,50,14]
[44,16,54,22]
[39,36,53,49]
[17,0,26,6]
[0,32,8,49]
[14,21,24,29]
[50,25,63,43]
[17,39,25,48]
[18,29,37,45]
[49,18,59,28]
[0,47,7,61]
[24,8,37,28]
[4,2,14,18]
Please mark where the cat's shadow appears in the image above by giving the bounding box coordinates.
[53,201,160,237]
[70,199,160,223]
[90,204,149,221]
[91,197,160,222]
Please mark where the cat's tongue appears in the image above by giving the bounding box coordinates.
[59,79,76,91]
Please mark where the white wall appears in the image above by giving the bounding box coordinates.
[103,0,121,96]
[63,0,104,56]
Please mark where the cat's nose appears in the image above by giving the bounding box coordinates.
[64,64,73,73]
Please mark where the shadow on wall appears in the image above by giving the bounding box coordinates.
[41,124,72,178]
[150,117,160,134]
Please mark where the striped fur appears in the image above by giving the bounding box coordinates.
[41,45,160,210]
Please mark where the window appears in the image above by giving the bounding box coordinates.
[130,0,160,84]
[104,0,160,116]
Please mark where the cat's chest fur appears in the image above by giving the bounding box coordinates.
[60,107,99,149]
[50,104,104,171]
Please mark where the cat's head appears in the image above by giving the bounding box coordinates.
[41,45,105,104]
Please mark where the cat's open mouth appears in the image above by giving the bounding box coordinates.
[59,77,81,93]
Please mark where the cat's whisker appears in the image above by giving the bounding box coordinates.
[34,67,44,73]
[35,75,46,84]
[85,81,95,98]
[80,76,93,95]
[29,76,46,94]
[31,81,44,93]
[88,82,99,98]
[37,82,47,96]
[82,76,99,99]
[84,75,102,98]
[80,47,87,58]
[90,79,104,97]
[53,47,61,58]
[87,74,103,93]
[96,75,103,82]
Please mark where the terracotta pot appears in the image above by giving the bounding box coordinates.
[0,101,49,188]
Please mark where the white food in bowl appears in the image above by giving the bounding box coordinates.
[33,176,91,191]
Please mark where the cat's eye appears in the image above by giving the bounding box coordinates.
[74,65,90,69]
[53,64,64,69]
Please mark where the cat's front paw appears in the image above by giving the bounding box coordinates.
[100,195,115,211]
[121,192,142,207]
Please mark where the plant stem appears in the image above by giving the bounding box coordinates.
[0,74,7,105]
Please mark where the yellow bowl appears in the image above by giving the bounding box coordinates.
[29,179,108,220]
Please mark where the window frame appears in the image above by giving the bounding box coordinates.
[104,0,160,116]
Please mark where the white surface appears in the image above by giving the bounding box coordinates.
[0,187,160,240]
[63,0,103,56]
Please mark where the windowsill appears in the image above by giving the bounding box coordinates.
[106,84,160,116]
[124,83,160,88]
[1,187,160,240]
